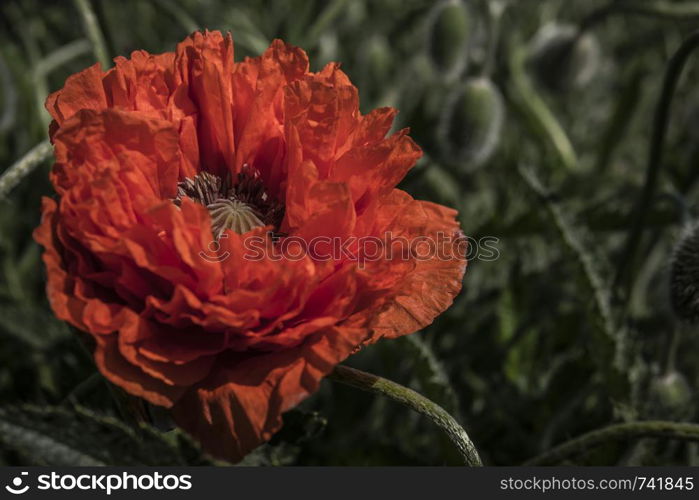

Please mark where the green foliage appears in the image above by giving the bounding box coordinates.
[1,0,699,466]
[0,405,216,465]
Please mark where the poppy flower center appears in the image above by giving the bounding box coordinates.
[172,166,284,239]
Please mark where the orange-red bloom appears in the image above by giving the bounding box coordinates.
[34,31,466,461]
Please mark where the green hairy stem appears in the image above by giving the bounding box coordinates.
[328,365,482,466]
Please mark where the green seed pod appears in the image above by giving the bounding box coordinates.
[648,371,693,419]
[670,223,699,323]
[426,0,472,81]
[437,77,504,170]
[527,23,600,92]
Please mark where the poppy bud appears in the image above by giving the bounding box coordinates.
[437,77,504,170]
[670,223,699,323]
[426,0,472,81]
[367,35,392,79]
[358,35,393,103]
[527,23,600,92]
[648,371,693,419]
[424,164,461,207]
[676,101,699,166]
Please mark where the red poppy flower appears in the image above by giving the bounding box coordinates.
[34,30,466,461]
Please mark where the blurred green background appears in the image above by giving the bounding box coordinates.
[1,0,699,466]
